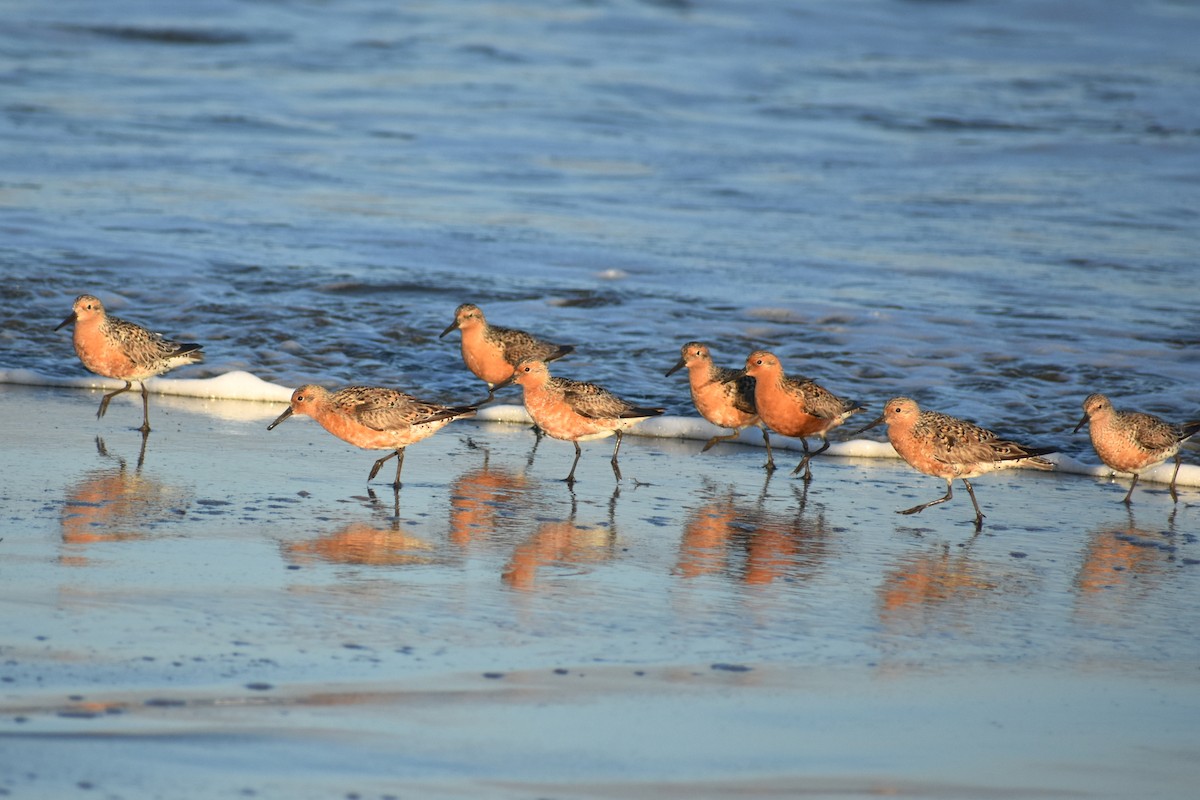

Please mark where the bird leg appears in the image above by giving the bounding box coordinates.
[961,478,986,529]
[701,428,741,454]
[563,441,583,485]
[761,426,775,472]
[138,382,151,433]
[368,448,406,487]
[96,380,133,420]
[610,430,624,482]
[899,480,955,516]
[1122,473,1140,505]
[1169,454,1183,503]
[791,438,830,481]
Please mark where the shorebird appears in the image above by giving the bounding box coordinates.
[736,350,863,479]
[55,294,204,433]
[439,303,574,403]
[856,397,1056,527]
[1074,393,1200,504]
[267,384,476,487]
[666,341,773,469]
[496,359,664,485]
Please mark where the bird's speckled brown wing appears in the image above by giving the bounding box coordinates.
[105,314,203,368]
[710,364,757,416]
[488,324,573,366]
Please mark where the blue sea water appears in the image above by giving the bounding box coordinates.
[2,0,1198,452]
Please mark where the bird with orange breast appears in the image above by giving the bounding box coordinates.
[56,294,204,433]
[439,303,574,402]
[496,359,663,485]
[268,384,476,487]
[736,350,863,479]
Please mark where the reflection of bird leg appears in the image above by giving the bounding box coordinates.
[94,436,127,472]
[790,480,810,510]
[389,483,401,520]
[136,428,149,471]
[525,428,542,469]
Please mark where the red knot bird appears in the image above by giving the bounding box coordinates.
[439,303,574,402]
[495,359,663,485]
[55,294,204,433]
[267,385,476,487]
[737,350,863,479]
[1074,393,1200,504]
[857,397,1056,527]
[666,341,773,469]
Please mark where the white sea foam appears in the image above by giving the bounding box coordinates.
[476,401,1200,488]
[7,369,1198,488]
[0,368,293,402]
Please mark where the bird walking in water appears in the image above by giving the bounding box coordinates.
[1074,393,1199,504]
[735,350,863,479]
[439,303,574,403]
[55,294,204,433]
[496,359,663,485]
[666,341,773,469]
[857,397,1056,528]
[267,385,477,487]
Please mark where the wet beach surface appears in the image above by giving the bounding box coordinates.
[2,386,1198,798]
[3,0,1200,796]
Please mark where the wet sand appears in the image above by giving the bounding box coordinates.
[2,384,1198,799]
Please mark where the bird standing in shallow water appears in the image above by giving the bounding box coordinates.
[856,397,1056,528]
[439,303,574,403]
[496,359,663,485]
[737,350,863,479]
[1074,393,1199,504]
[267,384,476,487]
[666,341,773,469]
[55,294,204,433]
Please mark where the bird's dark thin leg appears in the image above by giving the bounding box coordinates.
[564,441,583,485]
[137,382,152,433]
[368,450,400,483]
[1122,473,1140,505]
[701,428,741,454]
[1169,455,1183,503]
[900,480,954,516]
[610,430,624,482]
[97,381,133,420]
[761,426,775,472]
[961,478,985,529]
[391,447,407,488]
[792,439,829,481]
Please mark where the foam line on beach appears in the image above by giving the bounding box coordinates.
[6,369,1198,488]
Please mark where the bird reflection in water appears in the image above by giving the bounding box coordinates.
[60,434,187,565]
[448,442,530,547]
[283,488,437,567]
[877,540,1007,631]
[501,488,618,591]
[1072,508,1178,624]
[676,478,829,585]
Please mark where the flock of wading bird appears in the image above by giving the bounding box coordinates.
[56,295,1200,528]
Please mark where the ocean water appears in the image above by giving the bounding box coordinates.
[2,0,1198,463]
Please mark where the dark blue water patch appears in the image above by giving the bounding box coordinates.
[54,24,276,47]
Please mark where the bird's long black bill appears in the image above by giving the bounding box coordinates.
[267,407,294,430]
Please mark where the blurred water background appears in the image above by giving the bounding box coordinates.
[2,0,1198,450]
